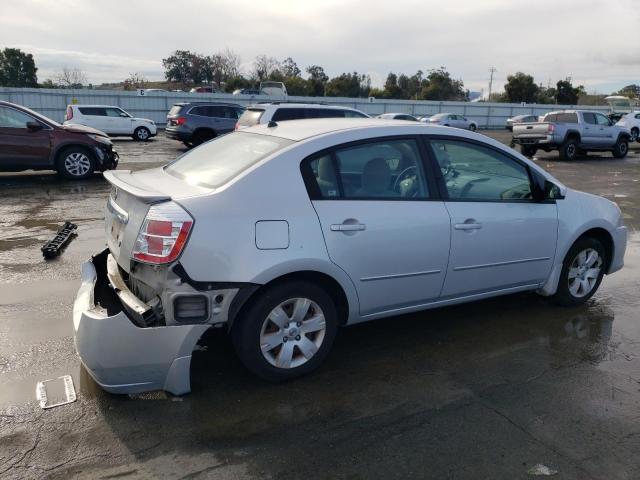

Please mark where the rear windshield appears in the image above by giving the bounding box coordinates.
[238,108,265,127]
[168,105,184,116]
[165,132,293,188]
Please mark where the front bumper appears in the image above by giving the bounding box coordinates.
[73,250,209,395]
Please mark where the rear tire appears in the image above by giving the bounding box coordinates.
[133,126,150,141]
[551,237,606,306]
[559,138,578,161]
[192,129,216,146]
[630,127,639,143]
[231,281,338,382]
[56,147,95,180]
[469,123,477,132]
[612,137,629,158]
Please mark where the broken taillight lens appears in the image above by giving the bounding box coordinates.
[132,202,193,264]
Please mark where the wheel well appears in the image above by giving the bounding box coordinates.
[229,271,350,329]
[565,132,580,143]
[575,228,613,271]
[193,128,216,137]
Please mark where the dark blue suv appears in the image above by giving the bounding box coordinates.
[165,102,245,147]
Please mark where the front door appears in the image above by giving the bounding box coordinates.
[304,137,451,317]
[0,106,51,169]
[427,138,558,298]
[594,112,616,146]
[104,107,132,134]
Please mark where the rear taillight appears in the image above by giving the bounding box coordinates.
[234,122,239,130]
[175,117,186,126]
[132,202,193,264]
[547,124,555,133]
[66,106,73,121]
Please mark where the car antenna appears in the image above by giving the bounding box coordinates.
[267,120,278,128]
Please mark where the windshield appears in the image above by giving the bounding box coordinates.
[165,132,293,188]
[431,113,447,119]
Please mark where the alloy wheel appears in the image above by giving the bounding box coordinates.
[137,128,149,140]
[259,298,326,369]
[568,248,602,298]
[64,152,91,177]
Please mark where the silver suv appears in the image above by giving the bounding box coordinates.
[237,102,369,129]
[165,102,244,147]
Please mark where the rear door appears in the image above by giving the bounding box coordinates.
[304,137,451,317]
[581,112,598,145]
[426,137,558,298]
[0,106,52,168]
[78,107,108,132]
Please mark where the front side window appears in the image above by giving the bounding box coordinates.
[166,132,292,188]
[0,107,36,128]
[106,108,127,117]
[595,113,611,126]
[303,139,429,200]
[429,139,532,201]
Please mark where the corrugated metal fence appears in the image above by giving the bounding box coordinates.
[0,87,609,128]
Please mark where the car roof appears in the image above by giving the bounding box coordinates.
[70,104,123,108]
[243,118,474,141]
[248,103,360,110]
[173,102,243,107]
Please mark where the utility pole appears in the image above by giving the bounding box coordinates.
[488,67,496,101]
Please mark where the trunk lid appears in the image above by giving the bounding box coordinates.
[103,168,210,272]
[513,122,551,137]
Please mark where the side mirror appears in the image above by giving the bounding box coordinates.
[26,121,43,132]
[119,112,128,118]
[530,170,547,202]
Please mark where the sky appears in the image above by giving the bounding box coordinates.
[1,0,638,95]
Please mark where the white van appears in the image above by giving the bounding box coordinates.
[64,105,157,141]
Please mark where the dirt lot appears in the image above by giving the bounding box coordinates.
[1,131,640,479]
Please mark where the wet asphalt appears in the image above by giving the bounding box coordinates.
[1,132,639,479]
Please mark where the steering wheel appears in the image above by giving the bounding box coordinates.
[393,166,417,193]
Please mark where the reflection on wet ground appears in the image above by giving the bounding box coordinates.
[1,134,640,479]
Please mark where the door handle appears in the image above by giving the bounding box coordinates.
[330,223,366,232]
[454,222,482,231]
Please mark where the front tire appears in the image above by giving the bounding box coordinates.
[133,126,150,141]
[552,237,606,306]
[559,138,578,161]
[56,147,95,180]
[232,281,338,382]
[630,127,639,143]
[612,137,629,158]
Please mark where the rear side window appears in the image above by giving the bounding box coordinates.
[307,108,345,119]
[302,139,429,200]
[189,106,209,116]
[165,132,293,188]
[583,112,596,125]
[168,105,184,116]
[272,108,306,121]
[79,107,106,116]
[238,108,265,127]
[555,113,578,123]
[543,113,557,122]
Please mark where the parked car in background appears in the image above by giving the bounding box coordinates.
[74,118,627,395]
[615,111,640,142]
[64,105,157,141]
[512,110,631,160]
[190,86,218,94]
[376,113,419,121]
[259,81,288,98]
[605,95,635,122]
[0,101,118,179]
[237,103,369,129]
[165,102,244,146]
[422,113,478,131]
[505,114,538,131]
[233,89,263,96]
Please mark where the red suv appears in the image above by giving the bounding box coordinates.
[0,101,118,179]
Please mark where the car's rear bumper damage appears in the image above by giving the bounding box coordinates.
[72,249,209,395]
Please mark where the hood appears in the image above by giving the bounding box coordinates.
[134,117,155,124]
[62,123,109,137]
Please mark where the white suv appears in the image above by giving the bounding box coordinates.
[64,105,157,141]
[237,103,369,129]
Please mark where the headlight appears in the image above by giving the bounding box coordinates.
[88,134,111,144]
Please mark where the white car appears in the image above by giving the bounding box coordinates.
[422,113,478,131]
[74,119,627,395]
[64,105,157,141]
[237,103,369,129]
[616,111,640,142]
[376,113,419,121]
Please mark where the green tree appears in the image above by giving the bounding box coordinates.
[0,48,38,87]
[281,57,301,78]
[162,50,198,84]
[420,67,465,101]
[504,72,538,103]
[555,79,584,105]
[382,72,403,98]
[325,72,370,98]
[306,65,328,96]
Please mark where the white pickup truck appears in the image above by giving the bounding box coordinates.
[512,110,631,161]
